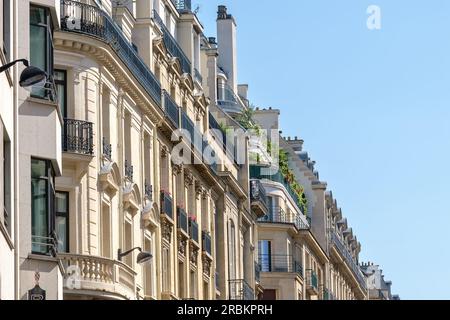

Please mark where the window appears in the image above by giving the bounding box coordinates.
[258,240,272,272]
[144,236,154,297]
[162,246,170,292]
[54,70,67,118]
[55,192,69,252]
[3,133,11,234]
[228,220,236,280]
[31,158,55,255]
[1,0,11,60]
[30,5,53,99]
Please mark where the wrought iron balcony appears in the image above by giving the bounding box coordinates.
[59,253,136,300]
[60,0,162,106]
[250,165,308,215]
[160,191,173,220]
[306,269,319,293]
[228,279,254,300]
[181,109,195,143]
[152,9,191,74]
[62,118,94,155]
[250,179,268,217]
[124,160,133,182]
[208,112,227,151]
[102,137,112,160]
[331,232,367,291]
[177,207,188,234]
[163,90,180,128]
[144,180,153,201]
[258,254,303,278]
[202,231,212,256]
[189,218,199,243]
[258,206,309,231]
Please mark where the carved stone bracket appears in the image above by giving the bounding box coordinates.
[162,218,173,243]
[189,242,199,265]
[184,170,194,186]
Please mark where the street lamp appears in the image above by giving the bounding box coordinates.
[0,59,47,88]
[118,247,153,264]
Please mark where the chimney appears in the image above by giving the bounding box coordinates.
[237,84,248,100]
[288,137,304,153]
[217,5,238,92]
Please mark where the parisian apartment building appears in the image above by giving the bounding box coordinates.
[0,0,399,300]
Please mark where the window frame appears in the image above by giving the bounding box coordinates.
[55,191,69,253]
[29,4,54,100]
[31,158,56,255]
[54,69,67,118]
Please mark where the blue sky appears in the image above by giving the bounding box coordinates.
[197,0,450,299]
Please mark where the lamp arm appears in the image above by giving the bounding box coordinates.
[0,59,29,73]
[118,247,142,260]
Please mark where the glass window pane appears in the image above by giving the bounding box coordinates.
[31,158,46,178]
[55,192,67,212]
[31,178,48,253]
[56,215,67,252]
[30,24,46,98]
[54,70,66,117]
[30,6,45,25]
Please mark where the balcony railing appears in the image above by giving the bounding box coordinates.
[62,118,94,155]
[331,232,367,291]
[59,253,136,299]
[258,254,303,277]
[250,179,268,213]
[102,137,112,160]
[189,219,199,243]
[258,206,309,230]
[31,235,57,256]
[250,165,307,215]
[217,83,245,113]
[202,231,212,255]
[61,0,162,106]
[208,112,227,152]
[177,207,188,234]
[163,90,180,128]
[152,9,191,74]
[306,269,318,291]
[160,191,173,220]
[228,279,254,300]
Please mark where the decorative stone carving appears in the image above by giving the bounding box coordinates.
[178,234,187,257]
[184,170,194,186]
[162,219,173,243]
[172,163,183,175]
[195,185,205,200]
[202,253,212,276]
[161,145,169,158]
[189,242,199,265]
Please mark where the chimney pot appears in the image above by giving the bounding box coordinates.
[218,5,228,19]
